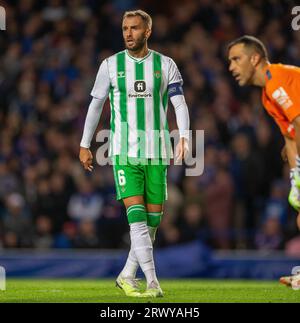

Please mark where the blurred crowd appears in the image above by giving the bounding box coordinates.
[1,0,300,253]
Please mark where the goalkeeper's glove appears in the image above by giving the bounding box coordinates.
[288,167,300,211]
[295,156,300,187]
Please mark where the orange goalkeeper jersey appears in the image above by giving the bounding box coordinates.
[262,63,300,139]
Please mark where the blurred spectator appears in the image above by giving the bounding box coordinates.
[263,180,289,226]
[2,193,33,247]
[68,176,104,222]
[156,222,181,248]
[178,202,206,243]
[3,232,19,249]
[255,217,284,251]
[0,163,20,198]
[205,168,234,249]
[98,201,128,248]
[33,215,54,249]
[285,235,300,257]
[73,219,100,249]
[255,120,283,197]
[230,132,264,247]
[54,221,77,249]
[49,172,73,233]
[254,180,288,250]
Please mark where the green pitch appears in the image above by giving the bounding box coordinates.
[0,279,299,303]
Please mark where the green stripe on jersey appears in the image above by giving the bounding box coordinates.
[117,51,128,156]
[109,86,115,133]
[135,61,145,158]
[109,86,115,155]
[153,52,162,158]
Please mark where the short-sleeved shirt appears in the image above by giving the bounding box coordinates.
[262,63,300,138]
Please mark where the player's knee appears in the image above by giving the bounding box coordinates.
[126,204,147,224]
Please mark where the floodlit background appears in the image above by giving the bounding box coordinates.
[0,0,300,279]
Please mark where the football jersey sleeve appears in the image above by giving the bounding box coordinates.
[168,58,183,86]
[268,69,300,123]
[167,58,184,97]
[271,86,300,122]
[262,90,295,138]
[91,59,110,99]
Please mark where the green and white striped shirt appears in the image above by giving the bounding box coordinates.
[90,49,183,159]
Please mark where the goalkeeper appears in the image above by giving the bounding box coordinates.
[228,35,300,287]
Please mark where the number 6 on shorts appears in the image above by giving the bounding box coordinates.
[117,169,126,186]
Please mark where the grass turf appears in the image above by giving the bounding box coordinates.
[0,279,299,303]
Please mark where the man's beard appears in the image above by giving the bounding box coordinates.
[125,34,146,51]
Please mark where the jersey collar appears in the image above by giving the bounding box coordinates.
[125,49,152,63]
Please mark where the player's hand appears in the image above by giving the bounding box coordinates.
[294,171,300,189]
[281,145,288,162]
[79,147,94,172]
[175,137,189,163]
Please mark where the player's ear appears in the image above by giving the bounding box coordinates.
[250,53,261,67]
[145,28,152,40]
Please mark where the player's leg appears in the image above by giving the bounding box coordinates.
[118,195,144,280]
[140,202,164,297]
[119,201,162,280]
[139,160,167,297]
[113,157,145,296]
[113,157,159,296]
[121,195,159,293]
[120,203,163,282]
[116,195,146,296]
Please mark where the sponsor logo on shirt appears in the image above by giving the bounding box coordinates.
[128,93,152,98]
[272,87,293,110]
[129,81,152,98]
[134,81,146,92]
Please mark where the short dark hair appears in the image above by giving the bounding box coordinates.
[228,35,268,60]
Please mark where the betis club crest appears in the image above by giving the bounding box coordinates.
[154,70,161,78]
